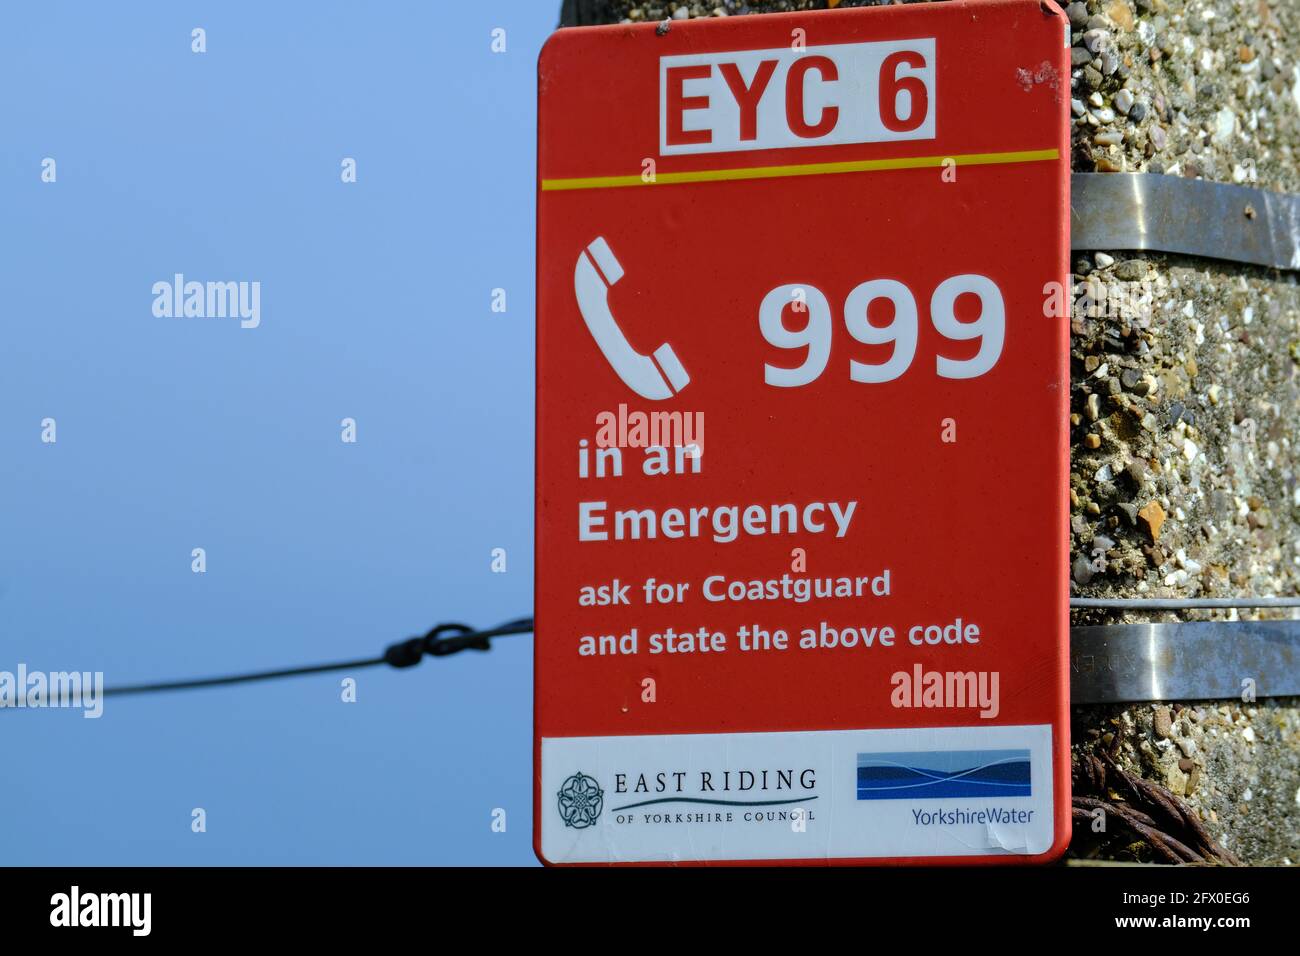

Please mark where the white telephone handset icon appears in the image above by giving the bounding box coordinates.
[574,237,690,401]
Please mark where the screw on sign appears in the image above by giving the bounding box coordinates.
[535,0,1071,865]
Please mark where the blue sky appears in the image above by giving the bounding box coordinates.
[0,1,554,865]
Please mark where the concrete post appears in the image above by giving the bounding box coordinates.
[567,0,1300,863]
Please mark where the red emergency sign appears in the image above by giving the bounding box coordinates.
[535,0,1071,865]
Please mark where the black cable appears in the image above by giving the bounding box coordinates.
[103,656,388,697]
[30,617,536,701]
[15,595,1295,703]
[1069,597,1300,610]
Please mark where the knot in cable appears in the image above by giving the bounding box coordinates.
[425,623,489,657]
[383,623,487,668]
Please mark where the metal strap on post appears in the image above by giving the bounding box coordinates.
[1067,171,1300,700]
[1070,620,1300,704]
[1070,172,1300,270]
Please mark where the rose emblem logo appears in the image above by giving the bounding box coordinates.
[557,772,604,829]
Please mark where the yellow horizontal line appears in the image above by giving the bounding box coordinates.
[541,149,1059,191]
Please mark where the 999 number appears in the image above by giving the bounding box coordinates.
[759,275,1006,387]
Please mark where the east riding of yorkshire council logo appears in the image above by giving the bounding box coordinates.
[558,771,604,828]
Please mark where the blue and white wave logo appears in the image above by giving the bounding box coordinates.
[856,749,1031,800]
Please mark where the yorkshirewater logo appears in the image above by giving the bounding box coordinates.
[856,749,1031,800]
[151,273,261,328]
[0,664,103,719]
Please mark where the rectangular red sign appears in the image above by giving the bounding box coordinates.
[536,0,1071,865]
